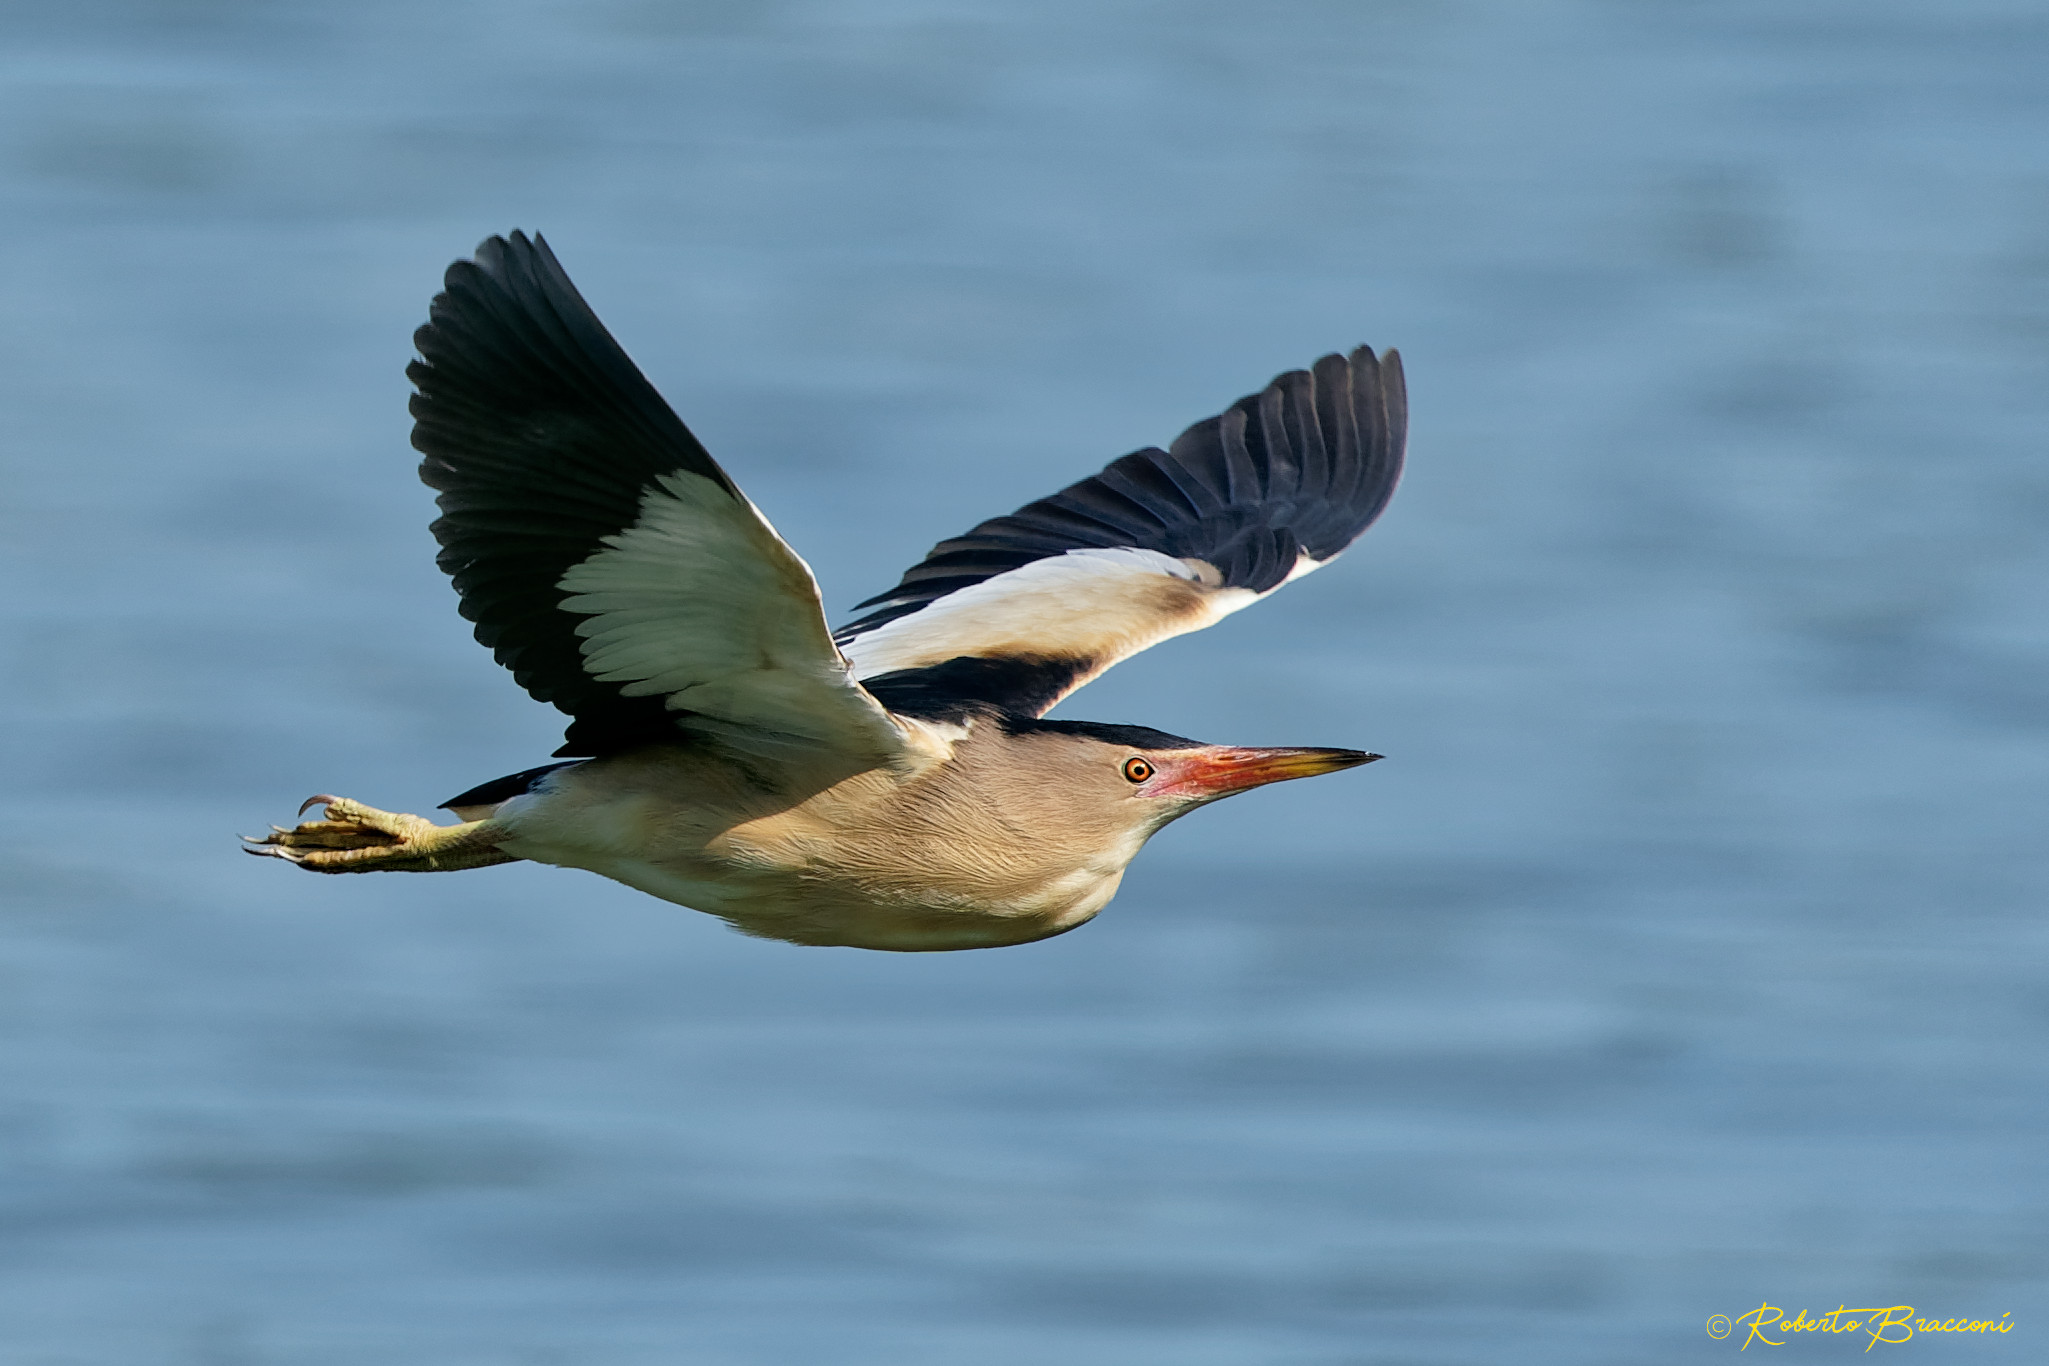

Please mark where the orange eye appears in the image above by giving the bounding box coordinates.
[1122,757,1154,784]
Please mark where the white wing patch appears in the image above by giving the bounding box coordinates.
[558,470,904,761]
[840,545,1299,684]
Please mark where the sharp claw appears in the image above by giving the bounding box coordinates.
[298,794,339,817]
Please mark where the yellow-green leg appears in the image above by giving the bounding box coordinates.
[245,796,519,874]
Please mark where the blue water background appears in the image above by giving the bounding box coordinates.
[1,2,2046,1361]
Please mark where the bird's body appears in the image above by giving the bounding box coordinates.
[251,233,1407,951]
[477,724,1139,951]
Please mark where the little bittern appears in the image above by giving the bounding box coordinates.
[250,233,1405,951]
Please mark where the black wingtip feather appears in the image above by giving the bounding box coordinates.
[411,232,746,755]
[838,345,1407,640]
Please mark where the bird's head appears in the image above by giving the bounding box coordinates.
[988,717,1380,846]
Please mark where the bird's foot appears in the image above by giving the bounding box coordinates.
[244,795,515,873]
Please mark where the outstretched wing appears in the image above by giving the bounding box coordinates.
[411,232,903,764]
[836,347,1406,720]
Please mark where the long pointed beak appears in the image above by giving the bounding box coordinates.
[1158,745,1381,800]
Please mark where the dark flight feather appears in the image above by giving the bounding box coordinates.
[412,232,740,756]
[834,346,1406,645]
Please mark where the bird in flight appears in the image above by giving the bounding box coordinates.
[249,232,1406,951]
